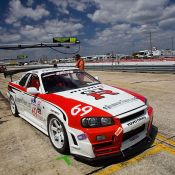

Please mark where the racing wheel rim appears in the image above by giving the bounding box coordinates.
[49,118,65,149]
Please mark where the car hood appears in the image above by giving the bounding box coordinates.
[54,84,145,117]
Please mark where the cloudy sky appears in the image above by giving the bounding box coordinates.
[0,0,175,60]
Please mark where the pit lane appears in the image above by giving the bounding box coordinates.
[0,71,175,175]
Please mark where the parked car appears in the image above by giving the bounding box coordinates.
[7,67,153,160]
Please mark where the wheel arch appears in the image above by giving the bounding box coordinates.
[46,108,68,127]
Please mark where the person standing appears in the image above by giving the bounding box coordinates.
[75,54,85,71]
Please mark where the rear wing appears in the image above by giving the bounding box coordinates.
[3,65,52,81]
[3,64,79,81]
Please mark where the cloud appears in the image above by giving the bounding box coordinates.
[162,4,175,19]
[88,0,169,24]
[48,0,90,14]
[83,0,175,54]
[1,0,175,57]
[27,0,34,7]
[0,18,84,59]
[0,18,83,44]
[20,25,46,40]
[0,33,21,43]
[88,24,133,46]
[159,18,175,30]
[5,0,50,24]
[44,20,83,36]
[84,19,175,55]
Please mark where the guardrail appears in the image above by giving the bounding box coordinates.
[85,65,175,73]
[2,64,175,79]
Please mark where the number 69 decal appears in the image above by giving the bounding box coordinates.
[71,104,93,116]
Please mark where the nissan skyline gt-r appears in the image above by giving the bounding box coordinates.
[7,67,153,159]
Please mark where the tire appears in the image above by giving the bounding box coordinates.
[10,96,19,117]
[47,115,70,154]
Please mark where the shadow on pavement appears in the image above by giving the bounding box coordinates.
[0,117,8,125]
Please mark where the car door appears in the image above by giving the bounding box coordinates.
[23,74,45,128]
[15,73,31,115]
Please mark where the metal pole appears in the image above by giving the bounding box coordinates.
[0,42,80,50]
[111,51,114,71]
[149,32,153,56]
[172,37,174,50]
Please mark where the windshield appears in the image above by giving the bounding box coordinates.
[42,70,100,93]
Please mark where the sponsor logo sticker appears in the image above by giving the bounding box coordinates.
[81,88,118,100]
[127,116,146,126]
[115,127,123,136]
[103,97,138,110]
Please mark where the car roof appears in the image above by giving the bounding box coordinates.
[27,67,79,76]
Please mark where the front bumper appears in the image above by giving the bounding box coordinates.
[70,106,153,160]
[74,135,153,162]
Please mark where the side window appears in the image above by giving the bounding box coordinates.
[19,73,30,87]
[27,75,40,90]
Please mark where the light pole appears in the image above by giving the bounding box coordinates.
[141,30,155,57]
[149,32,153,56]
[171,37,174,50]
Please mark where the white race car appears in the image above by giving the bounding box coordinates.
[7,67,153,160]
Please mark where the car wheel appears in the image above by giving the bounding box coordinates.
[10,96,19,117]
[48,115,69,154]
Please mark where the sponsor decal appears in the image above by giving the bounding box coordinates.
[56,70,73,75]
[115,127,123,136]
[81,88,118,100]
[77,134,87,140]
[16,97,31,108]
[31,97,36,105]
[32,107,37,117]
[71,104,92,116]
[127,116,146,126]
[103,97,138,110]
[43,71,73,78]
[31,100,44,121]
[37,101,41,115]
[16,97,23,104]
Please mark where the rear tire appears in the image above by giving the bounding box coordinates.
[47,115,70,154]
[10,96,19,117]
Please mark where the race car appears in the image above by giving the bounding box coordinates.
[7,67,153,159]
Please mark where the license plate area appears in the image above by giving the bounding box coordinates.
[129,134,139,141]
[123,124,145,142]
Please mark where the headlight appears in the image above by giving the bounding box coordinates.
[81,117,114,128]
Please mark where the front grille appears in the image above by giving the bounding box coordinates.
[93,141,113,149]
[123,124,145,141]
[92,140,119,156]
[120,110,145,124]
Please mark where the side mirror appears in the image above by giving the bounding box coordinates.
[94,76,99,81]
[27,87,39,95]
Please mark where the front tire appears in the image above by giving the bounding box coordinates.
[10,96,19,117]
[47,115,69,154]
